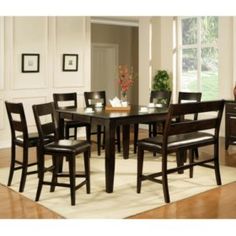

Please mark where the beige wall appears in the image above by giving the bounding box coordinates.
[0,16,91,147]
[91,23,138,105]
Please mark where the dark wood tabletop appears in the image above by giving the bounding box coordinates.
[57,105,168,193]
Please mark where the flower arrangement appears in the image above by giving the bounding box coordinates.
[118,65,134,100]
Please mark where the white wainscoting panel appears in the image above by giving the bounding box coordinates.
[53,17,85,88]
[0,16,91,148]
[12,17,48,89]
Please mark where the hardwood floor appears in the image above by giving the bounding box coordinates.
[128,181,236,219]
[1,130,236,219]
[0,184,63,219]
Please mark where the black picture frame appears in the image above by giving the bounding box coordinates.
[62,54,78,72]
[21,53,40,73]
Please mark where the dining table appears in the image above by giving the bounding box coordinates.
[57,104,168,193]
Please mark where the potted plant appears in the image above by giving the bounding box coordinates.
[152,70,171,91]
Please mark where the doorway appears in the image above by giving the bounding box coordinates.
[91,43,119,100]
[91,21,139,105]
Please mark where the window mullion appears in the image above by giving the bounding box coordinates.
[182,44,197,49]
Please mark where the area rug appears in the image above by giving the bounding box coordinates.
[1,150,236,219]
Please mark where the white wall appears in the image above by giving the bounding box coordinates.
[219,17,233,100]
[0,16,91,148]
[0,17,4,134]
[151,17,173,96]
[139,16,173,106]
[218,17,234,136]
[138,17,151,106]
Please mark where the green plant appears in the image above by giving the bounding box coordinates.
[152,70,171,91]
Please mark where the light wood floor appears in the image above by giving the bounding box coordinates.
[128,181,236,219]
[0,184,63,219]
[1,130,236,219]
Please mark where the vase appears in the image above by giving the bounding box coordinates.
[120,91,127,102]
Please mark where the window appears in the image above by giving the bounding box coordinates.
[177,17,219,101]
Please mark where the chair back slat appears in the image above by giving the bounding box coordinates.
[150,91,172,107]
[41,122,56,137]
[171,100,223,116]
[84,91,106,107]
[178,92,202,103]
[33,102,58,143]
[178,92,202,120]
[5,101,29,140]
[164,100,224,139]
[12,120,25,132]
[168,119,218,135]
[53,93,77,109]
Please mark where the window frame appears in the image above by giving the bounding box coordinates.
[176,16,219,101]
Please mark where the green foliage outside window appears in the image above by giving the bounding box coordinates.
[181,16,219,101]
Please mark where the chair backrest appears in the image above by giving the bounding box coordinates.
[32,102,58,145]
[178,91,202,103]
[84,91,106,107]
[53,93,77,109]
[178,92,202,120]
[150,91,172,107]
[163,100,224,147]
[5,101,29,142]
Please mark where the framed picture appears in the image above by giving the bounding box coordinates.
[63,54,78,72]
[22,53,40,73]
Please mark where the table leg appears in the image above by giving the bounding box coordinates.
[122,124,130,159]
[176,150,185,174]
[58,116,65,139]
[104,120,116,193]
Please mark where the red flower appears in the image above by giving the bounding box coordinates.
[118,65,134,93]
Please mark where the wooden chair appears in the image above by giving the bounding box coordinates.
[178,92,202,160]
[84,91,121,155]
[137,100,224,203]
[133,91,172,153]
[5,101,39,192]
[33,102,90,206]
[53,93,90,140]
[178,91,202,117]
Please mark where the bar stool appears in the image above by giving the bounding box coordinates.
[5,101,39,192]
[53,92,90,140]
[33,102,91,205]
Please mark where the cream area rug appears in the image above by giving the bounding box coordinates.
[1,150,236,219]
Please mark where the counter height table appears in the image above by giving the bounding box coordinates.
[57,105,168,193]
